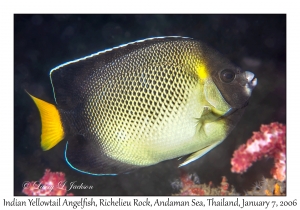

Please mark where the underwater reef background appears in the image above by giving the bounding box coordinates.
[14,14,286,195]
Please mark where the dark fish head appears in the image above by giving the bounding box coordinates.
[202,44,257,109]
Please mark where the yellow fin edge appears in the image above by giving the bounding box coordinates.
[26,91,65,151]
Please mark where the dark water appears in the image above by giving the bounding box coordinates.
[14,14,286,195]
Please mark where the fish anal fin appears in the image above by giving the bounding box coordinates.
[65,135,140,175]
[26,91,65,151]
[178,141,222,167]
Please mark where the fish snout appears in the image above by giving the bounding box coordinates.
[245,71,257,89]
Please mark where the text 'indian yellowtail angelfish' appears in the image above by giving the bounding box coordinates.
[27,36,257,175]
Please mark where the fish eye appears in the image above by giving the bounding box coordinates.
[220,69,236,83]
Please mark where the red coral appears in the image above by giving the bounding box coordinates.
[220,176,229,195]
[172,171,205,195]
[180,171,195,189]
[22,169,74,196]
[231,122,286,181]
[182,187,205,195]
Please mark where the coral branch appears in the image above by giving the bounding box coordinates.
[220,176,229,195]
[179,172,205,195]
[22,169,73,196]
[231,122,286,181]
[171,171,238,195]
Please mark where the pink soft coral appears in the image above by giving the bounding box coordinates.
[231,122,286,181]
[22,169,73,196]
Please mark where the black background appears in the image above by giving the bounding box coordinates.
[14,14,286,195]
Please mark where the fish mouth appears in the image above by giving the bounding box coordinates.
[245,71,258,89]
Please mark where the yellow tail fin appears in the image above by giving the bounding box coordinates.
[26,91,65,151]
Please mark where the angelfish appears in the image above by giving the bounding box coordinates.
[27,36,257,175]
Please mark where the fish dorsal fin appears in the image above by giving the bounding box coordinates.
[178,140,222,167]
[49,36,193,110]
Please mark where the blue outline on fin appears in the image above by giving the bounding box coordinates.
[64,141,117,176]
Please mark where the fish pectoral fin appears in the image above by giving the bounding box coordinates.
[198,106,220,123]
[201,106,211,116]
[178,141,222,167]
